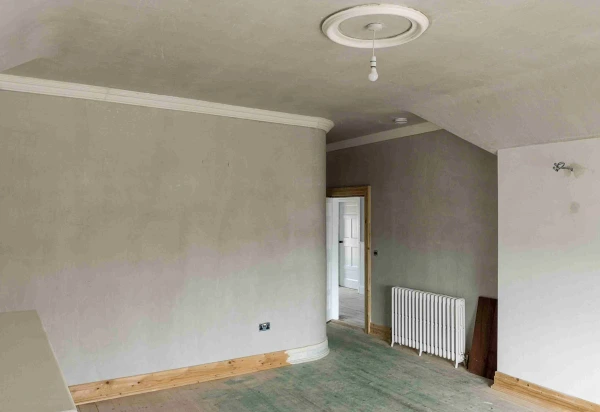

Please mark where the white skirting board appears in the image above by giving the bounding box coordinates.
[286,339,330,364]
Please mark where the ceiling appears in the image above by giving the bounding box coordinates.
[3,0,600,152]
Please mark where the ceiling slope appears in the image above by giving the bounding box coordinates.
[3,0,600,151]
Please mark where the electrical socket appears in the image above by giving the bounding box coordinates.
[259,322,270,332]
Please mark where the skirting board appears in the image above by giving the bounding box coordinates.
[492,372,600,412]
[70,339,328,405]
[287,338,330,365]
[369,323,392,344]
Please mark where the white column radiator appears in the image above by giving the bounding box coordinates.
[391,287,466,368]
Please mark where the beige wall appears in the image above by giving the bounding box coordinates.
[327,130,498,349]
[0,91,327,385]
[498,138,600,404]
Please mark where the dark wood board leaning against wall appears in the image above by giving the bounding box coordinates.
[468,296,498,379]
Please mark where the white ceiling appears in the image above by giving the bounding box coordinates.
[3,0,600,152]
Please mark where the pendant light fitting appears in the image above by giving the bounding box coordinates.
[321,4,430,83]
[366,23,383,82]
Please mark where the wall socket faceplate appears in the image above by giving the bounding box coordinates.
[259,322,270,332]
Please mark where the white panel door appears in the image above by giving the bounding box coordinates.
[326,198,339,321]
[339,200,360,290]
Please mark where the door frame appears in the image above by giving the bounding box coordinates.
[326,185,372,334]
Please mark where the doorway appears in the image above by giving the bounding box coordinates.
[326,186,372,333]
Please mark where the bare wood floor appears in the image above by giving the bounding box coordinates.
[338,286,364,329]
[77,323,548,412]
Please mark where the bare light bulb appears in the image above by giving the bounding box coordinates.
[369,67,378,82]
[369,56,378,81]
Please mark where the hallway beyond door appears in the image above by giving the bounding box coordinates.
[339,286,364,329]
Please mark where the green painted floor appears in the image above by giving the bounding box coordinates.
[79,323,544,412]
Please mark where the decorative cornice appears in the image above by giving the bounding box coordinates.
[326,122,442,152]
[0,74,334,133]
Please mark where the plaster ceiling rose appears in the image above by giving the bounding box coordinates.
[321,4,429,49]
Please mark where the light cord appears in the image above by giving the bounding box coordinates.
[372,29,375,57]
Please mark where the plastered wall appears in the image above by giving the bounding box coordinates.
[327,130,498,349]
[498,138,600,404]
[0,91,327,385]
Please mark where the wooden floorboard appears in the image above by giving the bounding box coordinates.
[338,286,364,329]
[82,323,549,412]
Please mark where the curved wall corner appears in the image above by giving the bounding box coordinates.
[0,89,328,385]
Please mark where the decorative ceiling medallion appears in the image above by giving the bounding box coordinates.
[321,4,429,49]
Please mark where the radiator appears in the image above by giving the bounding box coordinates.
[391,287,466,368]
